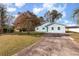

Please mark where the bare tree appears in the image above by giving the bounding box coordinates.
[73,9,79,24]
[44,10,62,23]
[0,4,7,33]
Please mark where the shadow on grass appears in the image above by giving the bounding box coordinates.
[16,32,44,37]
[43,33,70,37]
[0,31,71,37]
[66,31,77,33]
[1,32,44,37]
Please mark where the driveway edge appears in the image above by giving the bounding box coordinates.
[12,37,43,56]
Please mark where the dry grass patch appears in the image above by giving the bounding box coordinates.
[0,34,41,56]
[70,32,79,43]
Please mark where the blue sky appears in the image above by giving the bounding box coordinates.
[5,3,79,26]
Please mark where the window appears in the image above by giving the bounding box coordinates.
[42,28,45,30]
[52,27,54,30]
[58,27,60,30]
[37,28,38,30]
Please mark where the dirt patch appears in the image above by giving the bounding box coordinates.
[14,33,79,56]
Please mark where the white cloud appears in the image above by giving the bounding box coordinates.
[33,3,54,15]
[67,24,76,26]
[15,15,18,17]
[5,3,14,7]
[43,3,55,8]
[45,4,67,19]
[61,4,67,11]
[33,3,67,17]
[15,14,19,18]
[33,8,43,14]
[15,3,26,8]
[64,20,69,24]
[7,7,16,12]
[49,4,67,12]
[62,12,66,18]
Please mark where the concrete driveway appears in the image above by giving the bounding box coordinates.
[14,33,79,56]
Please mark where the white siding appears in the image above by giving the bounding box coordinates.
[35,22,50,33]
[35,23,66,33]
[48,24,65,33]
[35,26,47,32]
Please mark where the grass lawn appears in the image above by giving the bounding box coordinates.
[0,32,43,56]
[70,32,79,43]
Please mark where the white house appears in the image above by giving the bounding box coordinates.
[35,22,50,32]
[35,22,66,33]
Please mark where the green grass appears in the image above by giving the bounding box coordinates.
[0,32,43,56]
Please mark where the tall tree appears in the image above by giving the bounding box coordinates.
[44,11,50,22]
[39,16,46,24]
[14,11,41,32]
[0,4,7,28]
[73,9,79,24]
[44,10,62,23]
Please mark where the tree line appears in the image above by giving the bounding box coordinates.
[0,3,79,33]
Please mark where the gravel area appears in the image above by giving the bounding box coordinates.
[14,33,79,56]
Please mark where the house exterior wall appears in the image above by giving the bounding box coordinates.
[35,23,65,33]
[48,24,65,33]
[35,22,50,33]
[35,26,47,32]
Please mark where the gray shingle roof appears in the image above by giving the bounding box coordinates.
[45,22,66,27]
[36,22,66,28]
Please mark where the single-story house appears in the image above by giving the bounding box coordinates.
[35,22,66,33]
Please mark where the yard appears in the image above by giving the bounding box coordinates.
[0,32,43,56]
[15,33,79,56]
[0,31,79,56]
[70,32,79,43]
